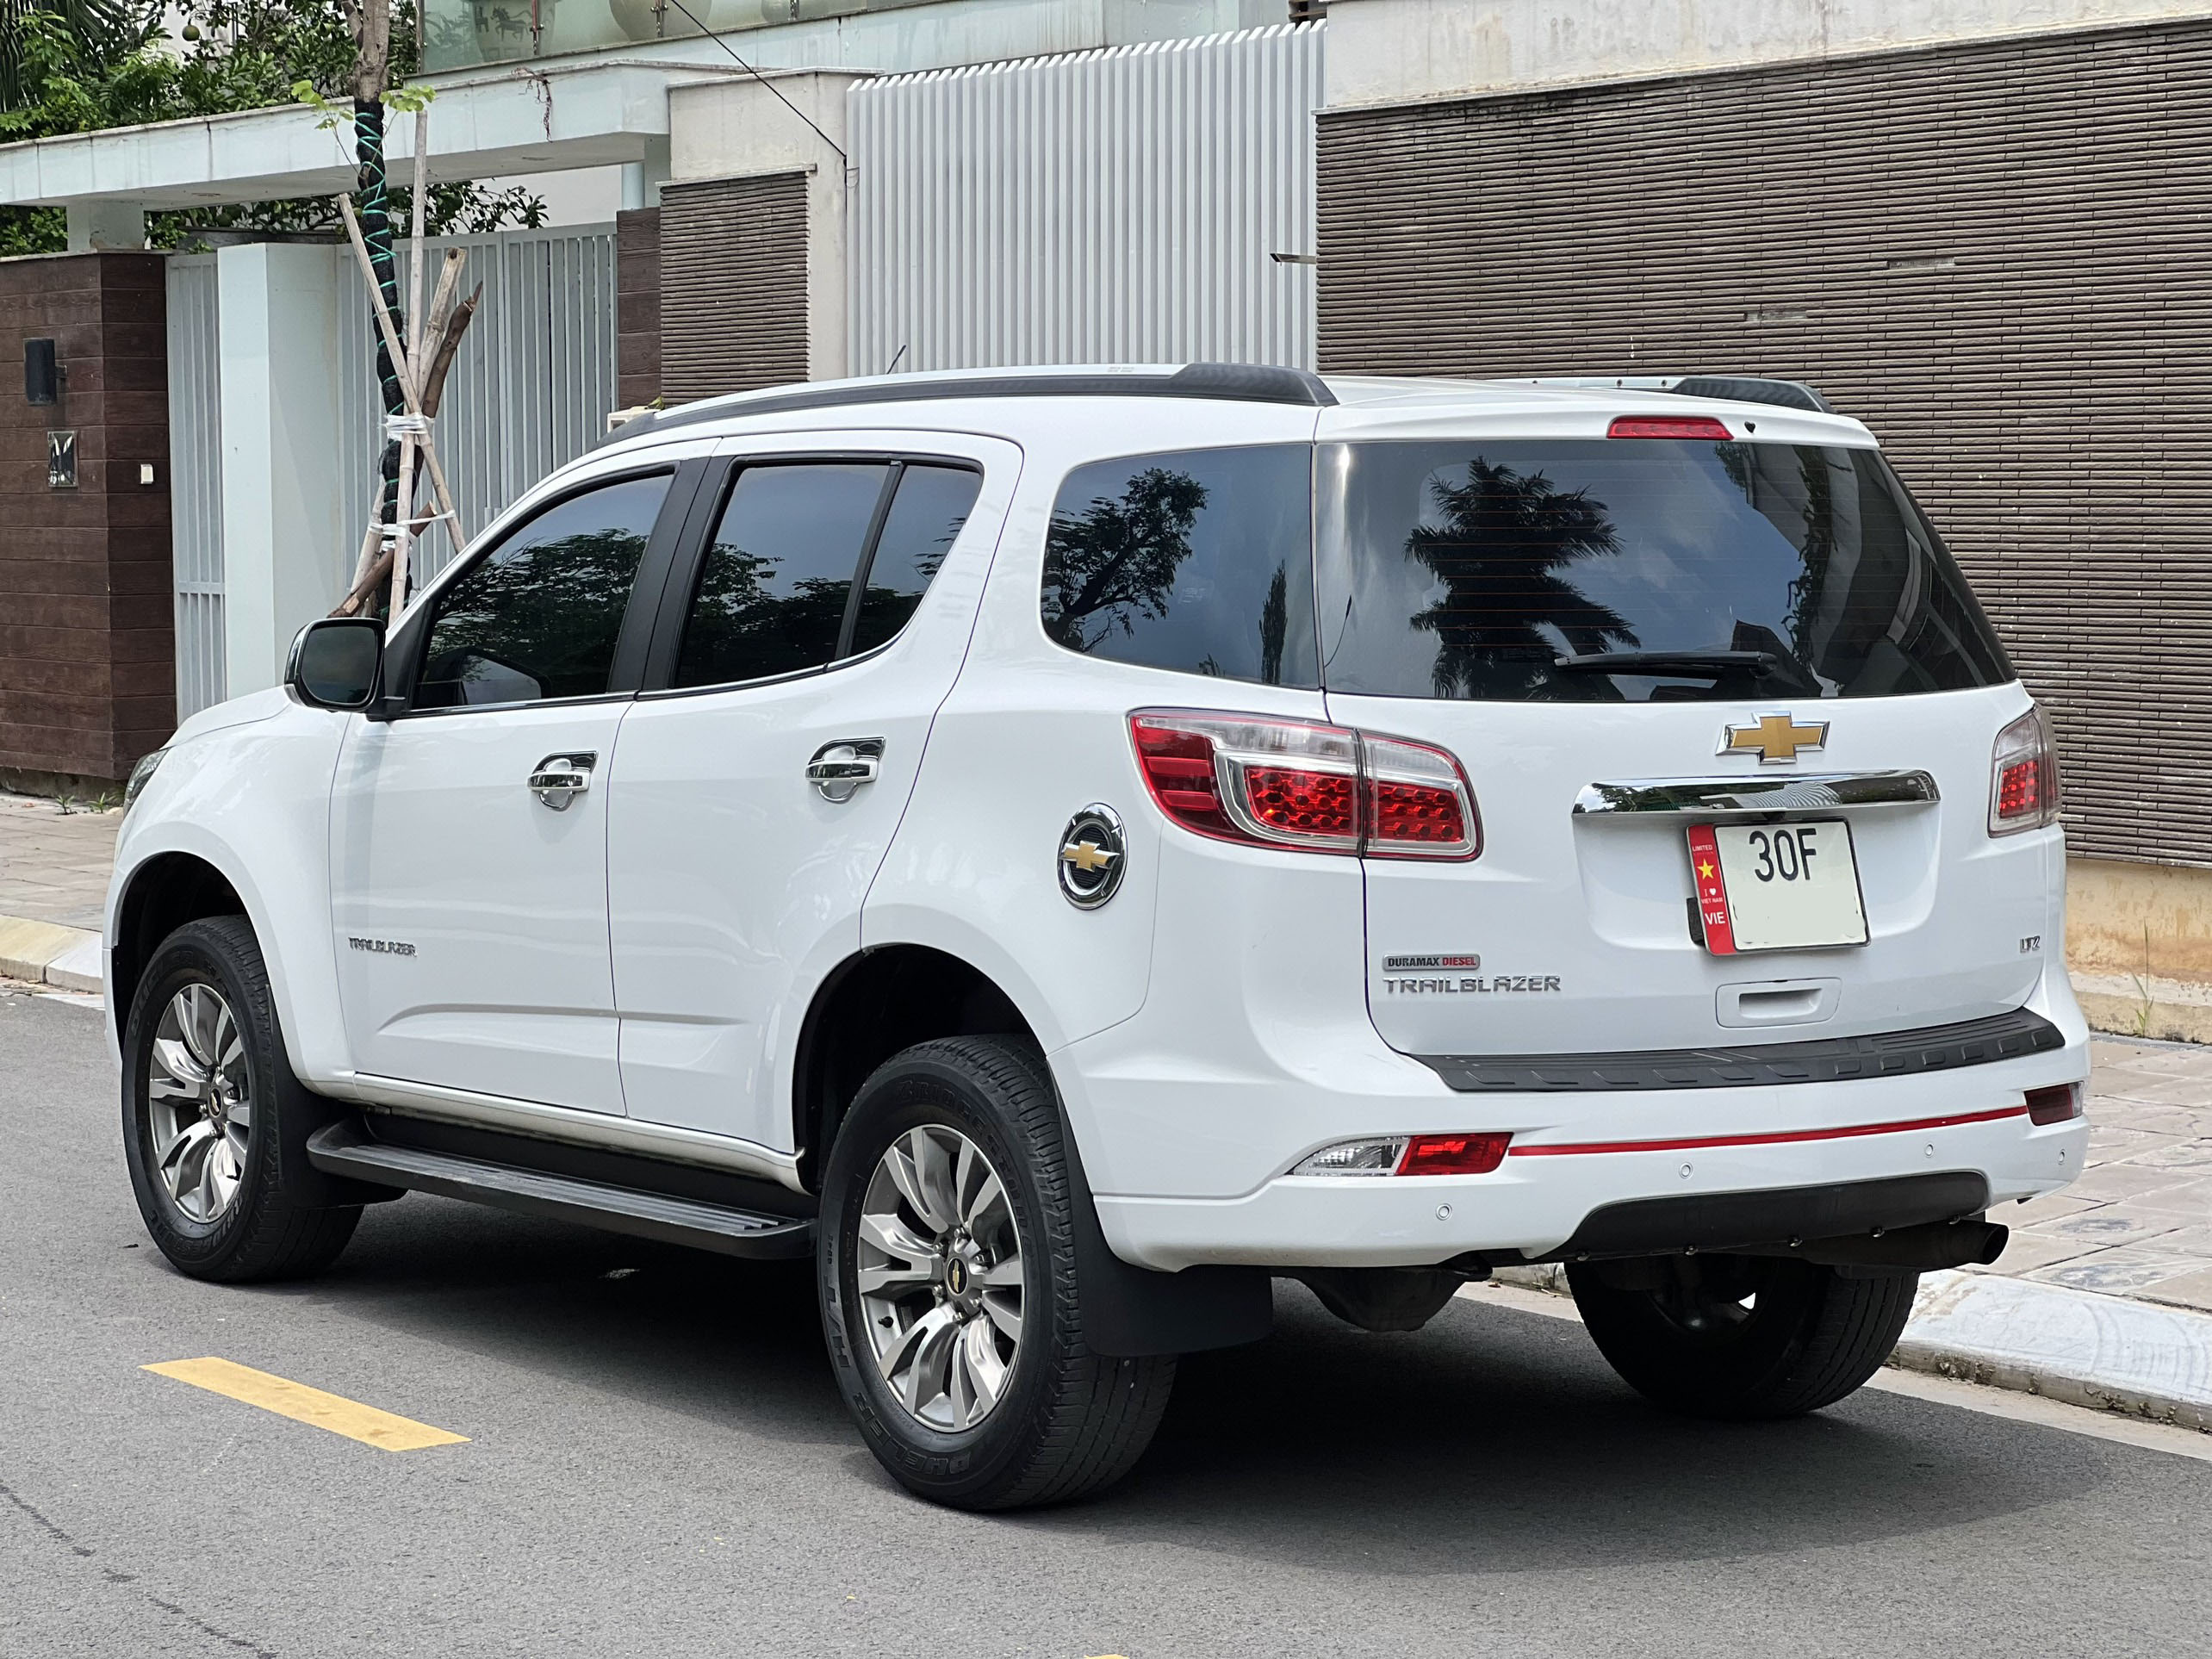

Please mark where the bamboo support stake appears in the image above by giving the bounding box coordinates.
[337,194,468,575]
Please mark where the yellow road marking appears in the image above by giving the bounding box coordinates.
[142,1358,468,1451]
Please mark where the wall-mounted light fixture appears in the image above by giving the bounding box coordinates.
[25,339,60,405]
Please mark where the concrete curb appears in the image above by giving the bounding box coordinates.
[1494,1262,2212,1434]
[0,913,102,995]
[1894,1269,2212,1432]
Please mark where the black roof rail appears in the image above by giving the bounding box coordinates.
[1513,374,1836,414]
[1668,376,1833,414]
[603,361,1337,445]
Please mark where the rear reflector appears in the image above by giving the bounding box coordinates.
[1130,710,1479,860]
[1397,1133,1513,1177]
[2025,1082,2083,1126]
[1291,1133,1513,1177]
[1607,414,1734,440]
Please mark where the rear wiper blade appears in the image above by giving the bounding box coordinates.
[1554,649,1778,679]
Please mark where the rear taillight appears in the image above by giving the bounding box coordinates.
[1607,414,1734,440]
[1129,710,1480,861]
[1989,705,2061,836]
[2026,1083,2083,1126]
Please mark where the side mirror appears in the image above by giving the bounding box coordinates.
[287,617,384,711]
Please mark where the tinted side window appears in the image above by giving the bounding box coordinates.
[1041,445,1317,688]
[850,464,982,656]
[674,463,888,687]
[415,473,669,710]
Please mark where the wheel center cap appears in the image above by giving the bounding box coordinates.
[946,1257,968,1296]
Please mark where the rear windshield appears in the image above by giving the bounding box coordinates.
[1314,440,2011,702]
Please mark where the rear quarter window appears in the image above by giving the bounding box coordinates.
[1041,444,1318,689]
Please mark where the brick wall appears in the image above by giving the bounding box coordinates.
[616,207,660,410]
[0,252,174,786]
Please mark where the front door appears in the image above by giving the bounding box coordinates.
[608,438,1012,1149]
[331,467,689,1112]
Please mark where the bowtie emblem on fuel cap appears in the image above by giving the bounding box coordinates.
[1058,805,1127,910]
[1720,712,1829,764]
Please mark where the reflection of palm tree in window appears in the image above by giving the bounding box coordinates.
[1041,469,1208,650]
[1405,460,1636,698]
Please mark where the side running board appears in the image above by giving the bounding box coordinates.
[305,1122,815,1260]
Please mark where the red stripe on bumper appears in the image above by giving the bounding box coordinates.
[1506,1103,2031,1159]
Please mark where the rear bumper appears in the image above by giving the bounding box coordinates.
[1094,1096,2086,1271]
[1063,966,2092,1271]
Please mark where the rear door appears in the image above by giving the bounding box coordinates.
[606,433,1017,1150]
[1314,429,2045,1058]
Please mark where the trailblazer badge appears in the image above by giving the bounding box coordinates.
[1058,805,1127,910]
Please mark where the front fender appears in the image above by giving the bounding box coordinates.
[108,698,351,1084]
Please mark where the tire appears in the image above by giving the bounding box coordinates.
[817,1035,1176,1511]
[121,916,360,1283]
[1566,1254,1918,1420]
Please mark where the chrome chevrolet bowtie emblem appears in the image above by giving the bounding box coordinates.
[1720,712,1829,765]
[1058,805,1127,910]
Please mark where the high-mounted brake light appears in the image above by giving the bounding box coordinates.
[1989,705,2061,836]
[1607,414,1734,440]
[1129,711,1480,860]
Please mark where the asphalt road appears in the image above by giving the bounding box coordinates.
[6,989,2209,1659]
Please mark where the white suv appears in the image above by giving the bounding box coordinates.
[109,363,2089,1509]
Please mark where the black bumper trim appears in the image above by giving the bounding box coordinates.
[1412,1008,2065,1094]
[1549,1171,1994,1262]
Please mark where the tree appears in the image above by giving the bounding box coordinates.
[1041,468,1209,651]
[0,0,542,257]
[1402,457,1637,699]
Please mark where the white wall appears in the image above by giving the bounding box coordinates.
[1327,0,2212,108]
[214,243,349,698]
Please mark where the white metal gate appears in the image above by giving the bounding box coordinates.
[164,253,227,723]
[849,23,1324,376]
[339,222,619,587]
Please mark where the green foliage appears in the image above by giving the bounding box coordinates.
[0,0,543,257]
[1041,468,1209,651]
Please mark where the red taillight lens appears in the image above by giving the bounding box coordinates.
[2025,1083,2083,1126]
[1989,705,2061,835]
[1129,711,1479,860]
[1607,414,1734,440]
[1244,766,1359,839]
[1364,734,1478,856]
[1397,1132,1512,1176]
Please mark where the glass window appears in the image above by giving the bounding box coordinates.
[849,465,982,656]
[414,473,669,710]
[1040,445,1318,688]
[1316,439,2011,703]
[674,463,889,688]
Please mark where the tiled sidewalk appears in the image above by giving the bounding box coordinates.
[0,790,119,931]
[0,787,2206,1308]
[1994,1037,2212,1312]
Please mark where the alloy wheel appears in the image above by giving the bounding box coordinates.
[855,1125,1026,1431]
[146,982,252,1224]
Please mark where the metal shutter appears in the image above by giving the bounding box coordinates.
[1318,20,2212,867]
[658,172,809,401]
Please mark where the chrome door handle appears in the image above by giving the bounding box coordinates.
[806,738,885,804]
[528,751,597,811]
